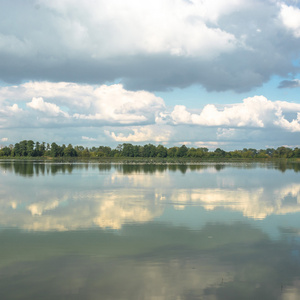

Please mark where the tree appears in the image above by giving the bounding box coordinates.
[214,148,226,157]
[50,142,60,157]
[40,142,46,155]
[27,140,35,156]
[13,143,21,156]
[81,147,90,157]
[142,144,157,157]
[98,146,112,157]
[156,145,167,157]
[294,147,300,158]
[275,146,292,158]
[176,145,188,157]
[122,143,135,157]
[266,148,275,157]
[229,150,242,158]
[19,140,28,156]
[187,147,208,158]
[133,145,141,157]
[167,147,178,157]
[64,144,77,157]
[242,149,254,159]
[0,146,11,156]
[257,149,269,158]
[34,141,41,156]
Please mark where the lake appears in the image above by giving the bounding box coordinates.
[0,161,300,299]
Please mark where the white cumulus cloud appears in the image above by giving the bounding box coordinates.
[1,82,300,148]
[27,97,69,117]
[171,95,300,132]
[107,125,172,142]
[1,82,165,126]
[280,4,300,37]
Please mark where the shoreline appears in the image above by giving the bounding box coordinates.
[0,156,299,164]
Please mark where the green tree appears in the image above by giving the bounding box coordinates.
[293,147,300,158]
[34,141,41,156]
[275,146,293,158]
[19,140,28,156]
[142,144,157,157]
[257,149,269,158]
[266,148,275,157]
[64,144,77,157]
[75,146,84,156]
[82,148,90,157]
[167,147,178,157]
[50,142,60,157]
[0,146,11,156]
[27,140,35,156]
[40,142,46,156]
[13,143,21,156]
[214,148,226,157]
[122,143,135,157]
[156,145,167,157]
[176,145,188,157]
[133,145,141,157]
[98,146,112,157]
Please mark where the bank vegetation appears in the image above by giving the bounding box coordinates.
[1,140,300,162]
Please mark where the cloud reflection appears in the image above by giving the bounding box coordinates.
[0,163,300,231]
[0,222,299,300]
[27,199,60,216]
[166,184,300,219]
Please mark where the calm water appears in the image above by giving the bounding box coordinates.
[0,161,300,300]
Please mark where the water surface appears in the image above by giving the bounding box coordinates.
[0,161,300,299]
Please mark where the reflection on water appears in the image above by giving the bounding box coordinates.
[1,161,300,231]
[0,222,300,299]
[0,161,300,299]
[1,160,300,177]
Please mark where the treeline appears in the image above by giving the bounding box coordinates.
[1,140,300,159]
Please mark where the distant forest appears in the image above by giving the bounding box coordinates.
[1,140,300,159]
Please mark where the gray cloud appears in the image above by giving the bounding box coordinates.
[0,0,299,92]
[278,79,300,88]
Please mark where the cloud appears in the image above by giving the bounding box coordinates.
[280,4,300,37]
[195,141,227,148]
[1,82,300,148]
[38,0,240,58]
[170,95,300,132]
[278,79,300,88]
[0,103,22,115]
[107,125,172,142]
[217,128,236,139]
[0,82,165,127]
[82,136,96,141]
[0,103,25,129]
[27,97,69,117]
[274,110,300,132]
[0,1,299,92]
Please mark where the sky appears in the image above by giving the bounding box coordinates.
[1,0,300,150]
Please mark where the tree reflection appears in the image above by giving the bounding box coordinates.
[1,161,300,176]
